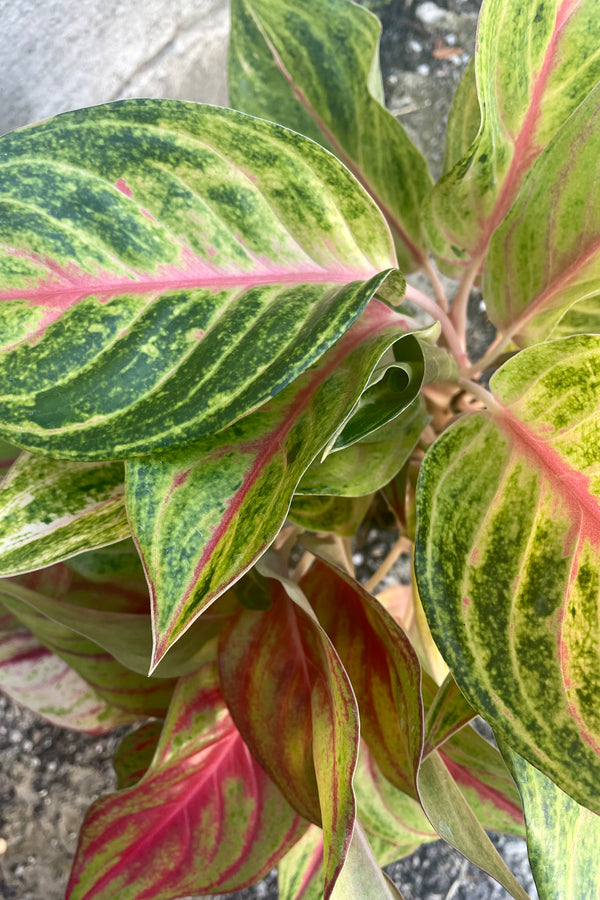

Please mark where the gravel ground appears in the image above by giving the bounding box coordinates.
[0,2,537,899]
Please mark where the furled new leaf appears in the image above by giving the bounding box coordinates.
[0,100,395,460]
[218,576,359,898]
[302,559,423,800]
[423,0,600,267]
[127,300,415,666]
[500,741,600,899]
[67,662,307,900]
[0,606,140,732]
[229,0,432,270]
[0,453,128,576]
[483,83,600,345]
[416,334,600,814]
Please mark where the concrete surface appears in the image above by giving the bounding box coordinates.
[1,0,229,135]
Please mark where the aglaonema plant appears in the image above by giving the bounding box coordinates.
[0,0,599,896]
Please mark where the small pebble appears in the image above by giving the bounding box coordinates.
[415,2,446,25]
[409,39,423,53]
[417,63,431,76]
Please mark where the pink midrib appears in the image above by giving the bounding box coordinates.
[439,751,524,823]
[493,399,600,754]
[472,0,581,261]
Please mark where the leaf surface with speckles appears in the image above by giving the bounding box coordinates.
[229,0,432,271]
[67,661,307,900]
[422,0,600,268]
[0,100,395,460]
[126,300,415,667]
[416,334,600,814]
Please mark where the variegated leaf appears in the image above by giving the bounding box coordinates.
[0,100,395,459]
[423,673,476,756]
[303,559,423,800]
[229,0,432,271]
[0,575,176,717]
[113,721,163,789]
[0,452,128,576]
[422,0,600,268]
[126,300,415,667]
[416,334,600,814]
[483,82,600,345]
[278,824,324,900]
[218,576,359,898]
[67,662,307,899]
[501,741,600,899]
[288,493,372,537]
[0,608,139,733]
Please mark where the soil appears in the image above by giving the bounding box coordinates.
[0,2,537,899]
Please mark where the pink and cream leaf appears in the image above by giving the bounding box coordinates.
[66,662,307,900]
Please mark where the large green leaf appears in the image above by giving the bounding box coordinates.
[501,742,600,899]
[126,300,415,667]
[229,0,432,270]
[0,602,140,733]
[416,334,600,814]
[442,59,480,175]
[422,0,600,267]
[483,82,600,345]
[67,662,307,900]
[0,99,395,460]
[218,576,359,898]
[0,452,128,575]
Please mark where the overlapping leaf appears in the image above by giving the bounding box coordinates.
[303,559,423,799]
[0,575,176,716]
[126,300,415,667]
[218,575,359,897]
[483,83,600,345]
[423,673,476,756]
[288,493,372,537]
[423,0,600,267]
[416,334,600,814]
[501,742,600,899]
[229,0,432,270]
[0,99,396,459]
[67,662,307,900]
[0,453,128,575]
[0,602,140,732]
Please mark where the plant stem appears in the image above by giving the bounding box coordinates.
[449,256,481,349]
[404,284,469,370]
[421,257,449,312]
[457,376,500,413]
[365,534,411,594]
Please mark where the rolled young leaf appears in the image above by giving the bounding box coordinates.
[416,334,600,814]
[218,575,359,898]
[229,0,432,271]
[126,299,416,667]
[500,741,600,900]
[0,99,396,459]
[422,0,600,268]
[0,452,128,576]
[67,661,307,900]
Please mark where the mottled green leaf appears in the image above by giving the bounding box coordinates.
[297,400,428,497]
[0,452,128,576]
[65,540,144,582]
[501,742,600,899]
[423,0,600,267]
[113,721,163,789]
[278,824,324,900]
[417,752,530,900]
[288,493,372,537]
[416,334,600,814]
[67,662,307,899]
[0,605,140,733]
[551,294,600,339]
[0,99,395,460]
[218,576,359,898]
[303,559,423,800]
[229,0,432,270]
[126,300,414,667]
[442,59,480,174]
[484,83,600,345]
